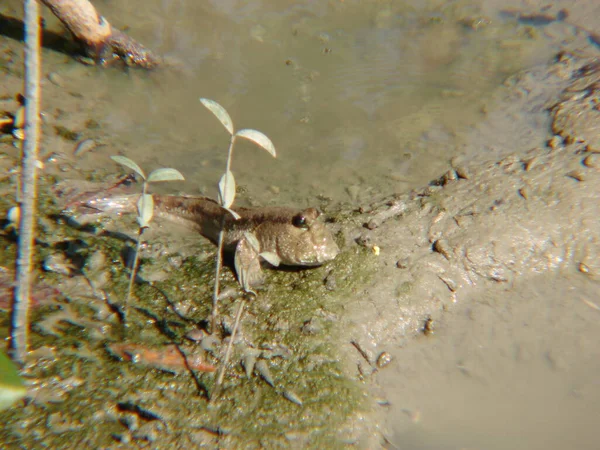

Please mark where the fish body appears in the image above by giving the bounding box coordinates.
[83,194,340,287]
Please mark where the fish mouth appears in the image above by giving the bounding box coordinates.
[314,242,340,264]
[296,246,339,266]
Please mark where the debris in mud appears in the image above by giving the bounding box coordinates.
[27,375,85,407]
[42,253,74,276]
[0,271,62,310]
[35,303,111,339]
[107,342,216,373]
[376,352,392,369]
[423,316,435,336]
[551,57,600,151]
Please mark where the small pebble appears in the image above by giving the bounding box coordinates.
[74,138,96,156]
[442,169,458,185]
[200,335,220,353]
[45,152,62,163]
[518,187,530,199]
[424,317,435,335]
[454,165,470,179]
[433,239,452,260]
[324,272,337,291]
[376,352,392,369]
[547,135,563,150]
[396,258,408,269]
[185,328,205,342]
[255,360,274,386]
[48,72,65,87]
[301,318,322,335]
[13,128,24,140]
[13,106,24,129]
[578,262,590,274]
[7,206,20,225]
[582,154,599,168]
[43,253,71,276]
[566,170,585,181]
[283,390,303,406]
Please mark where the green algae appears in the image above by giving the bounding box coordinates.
[0,171,378,448]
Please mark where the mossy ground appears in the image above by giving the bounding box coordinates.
[0,165,377,448]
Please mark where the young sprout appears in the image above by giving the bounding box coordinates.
[0,351,25,411]
[199,97,276,397]
[110,156,184,307]
[199,98,276,304]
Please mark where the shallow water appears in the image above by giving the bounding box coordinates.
[36,0,578,205]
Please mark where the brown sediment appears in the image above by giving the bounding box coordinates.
[108,342,217,373]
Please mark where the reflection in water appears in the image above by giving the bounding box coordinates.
[52,0,565,206]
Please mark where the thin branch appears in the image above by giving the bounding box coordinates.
[211,134,237,332]
[11,0,42,364]
[40,0,160,68]
[212,298,246,400]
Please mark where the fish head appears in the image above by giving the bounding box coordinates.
[269,208,340,267]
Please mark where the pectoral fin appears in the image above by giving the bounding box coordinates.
[234,235,265,292]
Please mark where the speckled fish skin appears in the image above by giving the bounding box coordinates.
[85,194,340,267]
[155,196,340,266]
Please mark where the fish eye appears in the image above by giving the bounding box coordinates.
[292,214,309,229]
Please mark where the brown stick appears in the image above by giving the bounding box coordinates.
[40,0,160,69]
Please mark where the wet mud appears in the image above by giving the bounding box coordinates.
[0,2,599,449]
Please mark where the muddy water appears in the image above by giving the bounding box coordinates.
[380,274,600,450]
[31,0,577,204]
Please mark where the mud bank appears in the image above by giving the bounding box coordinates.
[342,52,600,350]
[1,38,599,450]
[336,52,600,447]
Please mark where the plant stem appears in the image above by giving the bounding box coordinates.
[11,0,41,365]
[210,224,225,333]
[126,227,144,305]
[126,182,148,307]
[225,134,236,174]
[212,297,245,400]
[211,134,237,332]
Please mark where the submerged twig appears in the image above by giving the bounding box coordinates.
[11,0,42,364]
[40,0,160,68]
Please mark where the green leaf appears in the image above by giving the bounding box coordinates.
[111,155,146,180]
[199,98,234,135]
[136,193,154,228]
[0,351,26,411]
[235,129,276,158]
[7,206,20,225]
[147,168,185,183]
[218,171,236,209]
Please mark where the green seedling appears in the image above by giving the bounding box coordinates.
[0,351,26,411]
[110,155,184,306]
[199,98,276,304]
[199,98,276,396]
